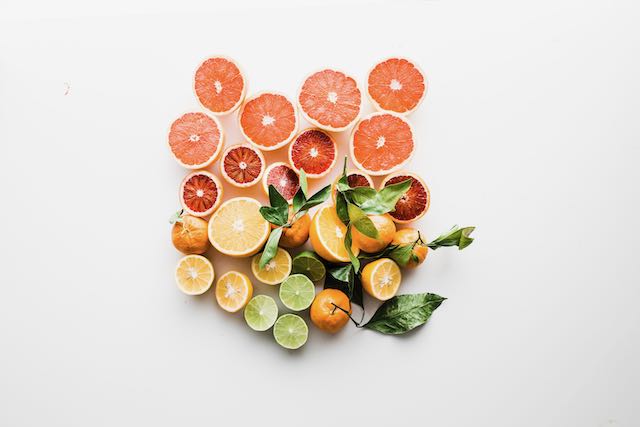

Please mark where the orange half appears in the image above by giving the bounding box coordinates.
[367,58,426,115]
[239,92,298,151]
[168,112,223,169]
[194,56,246,115]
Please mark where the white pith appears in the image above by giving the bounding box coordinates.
[262,115,275,126]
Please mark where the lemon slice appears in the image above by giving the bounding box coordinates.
[215,271,253,312]
[174,255,215,295]
[251,247,292,285]
[309,206,359,263]
[361,258,401,301]
[208,197,270,257]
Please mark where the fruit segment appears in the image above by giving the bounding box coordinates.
[194,56,246,115]
[168,112,223,169]
[239,92,298,151]
[367,58,426,115]
[288,129,337,178]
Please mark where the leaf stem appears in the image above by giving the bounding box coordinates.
[330,302,362,327]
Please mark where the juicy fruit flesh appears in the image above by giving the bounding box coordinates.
[223,146,263,184]
[363,259,401,301]
[175,255,214,295]
[310,289,351,333]
[273,314,308,349]
[244,295,278,331]
[266,164,300,200]
[195,57,244,113]
[385,175,429,222]
[290,129,336,175]
[215,271,252,312]
[240,93,296,147]
[279,274,315,311]
[368,58,425,113]
[208,198,270,256]
[182,174,219,213]
[251,248,292,285]
[347,173,371,188]
[169,112,221,167]
[299,70,361,129]
[310,207,359,262]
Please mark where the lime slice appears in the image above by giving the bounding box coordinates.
[251,247,292,285]
[292,251,326,282]
[273,314,308,350]
[244,295,278,331]
[279,274,315,311]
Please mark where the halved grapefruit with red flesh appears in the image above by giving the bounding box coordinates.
[194,56,246,115]
[239,92,298,151]
[298,69,362,132]
[168,112,223,169]
[331,169,374,202]
[367,58,426,115]
[288,129,337,178]
[262,162,300,201]
[349,112,414,176]
[220,144,265,188]
[380,172,430,224]
[180,171,223,217]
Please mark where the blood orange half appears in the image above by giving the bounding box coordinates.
[298,69,362,132]
[380,171,430,224]
[238,92,298,151]
[262,162,300,201]
[349,112,414,176]
[367,58,426,115]
[194,56,246,115]
[330,169,374,203]
[288,129,337,178]
[220,144,265,188]
[179,171,224,217]
[168,112,224,169]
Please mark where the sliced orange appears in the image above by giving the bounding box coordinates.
[179,171,223,217]
[288,128,337,179]
[194,56,246,115]
[215,271,253,313]
[309,206,359,263]
[168,112,224,169]
[239,92,298,151]
[219,143,265,188]
[380,171,430,224]
[262,162,300,201]
[174,255,215,295]
[367,58,426,115]
[361,258,401,301]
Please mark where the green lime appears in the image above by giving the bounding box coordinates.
[273,314,308,350]
[292,251,326,282]
[244,295,278,331]
[279,274,315,311]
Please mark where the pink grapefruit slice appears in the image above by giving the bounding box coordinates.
[262,162,300,201]
[380,171,430,224]
[297,69,362,132]
[288,129,337,179]
[220,144,265,188]
[331,169,374,202]
[349,112,414,176]
[194,56,246,115]
[168,112,224,169]
[367,58,426,115]
[179,171,224,217]
[238,92,298,151]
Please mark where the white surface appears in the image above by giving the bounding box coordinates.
[1,1,639,426]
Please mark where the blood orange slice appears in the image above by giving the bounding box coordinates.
[298,69,362,132]
[262,162,300,201]
[194,56,246,115]
[238,92,298,151]
[179,171,224,217]
[168,112,224,169]
[380,171,430,224]
[330,169,374,203]
[219,144,265,188]
[367,58,426,115]
[349,112,414,176]
[288,129,337,179]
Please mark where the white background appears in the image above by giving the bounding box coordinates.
[1,1,639,426]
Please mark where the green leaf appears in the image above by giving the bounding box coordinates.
[363,293,446,335]
[335,191,350,225]
[259,206,287,227]
[344,225,360,272]
[328,264,352,283]
[347,203,379,239]
[300,184,331,211]
[359,179,412,215]
[428,225,476,250]
[324,264,363,308]
[348,186,378,206]
[259,227,283,268]
[292,187,306,214]
[268,184,288,210]
[168,209,184,224]
[388,244,414,267]
[299,169,308,198]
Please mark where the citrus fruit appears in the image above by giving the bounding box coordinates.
[361,258,402,301]
[194,56,246,115]
[292,251,326,282]
[262,162,300,201]
[310,289,351,333]
[244,295,279,331]
[239,92,298,151]
[287,129,337,178]
[251,247,292,285]
[309,206,360,263]
[367,58,427,115]
[298,69,362,131]
[380,172,430,223]
[215,271,253,313]
[171,214,210,255]
[273,314,308,350]
[392,228,428,268]
[277,207,310,248]
[330,169,374,203]
[179,171,223,217]
[168,112,224,169]
[351,213,396,253]
[219,143,265,188]
[349,112,414,176]
[279,274,315,311]
[207,197,270,257]
[174,255,215,295]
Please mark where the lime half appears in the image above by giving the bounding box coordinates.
[279,274,315,311]
[244,295,278,331]
[292,251,326,282]
[273,314,308,350]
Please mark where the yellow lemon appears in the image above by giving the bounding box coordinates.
[215,271,253,313]
[208,197,270,257]
[361,258,401,301]
[309,206,359,263]
[174,255,215,295]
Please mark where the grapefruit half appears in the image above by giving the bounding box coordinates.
[179,171,224,217]
[220,143,265,188]
[238,92,298,151]
[194,56,246,115]
[262,162,300,201]
[288,129,337,179]
[168,112,224,169]
[367,57,426,115]
[380,171,430,224]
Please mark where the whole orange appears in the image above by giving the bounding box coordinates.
[351,213,396,253]
[310,289,352,333]
[273,207,311,248]
[172,215,210,255]
[392,228,428,268]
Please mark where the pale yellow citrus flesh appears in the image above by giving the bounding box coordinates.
[215,271,253,313]
[174,255,215,295]
[251,248,292,285]
[208,197,270,257]
[361,258,402,301]
[309,206,359,263]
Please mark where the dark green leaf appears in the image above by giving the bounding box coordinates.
[347,203,379,239]
[259,227,283,268]
[336,180,351,193]
[358,179,412,215]
[324,264,363,308]
[335,191,350,225]
[292,187,306,214]
[168,209,184,224]
[352,274,364,308]
[349,186,377,206]
[388,244,414,267]
[299,169,308,198]
[344,226,360,272]
[328,264,352,283]
[428,225,476,250]
[259,206,287,227]
[357,245,395,261]
[363,293,446,335]
[300,184,331,211]
[268,184,288,210]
